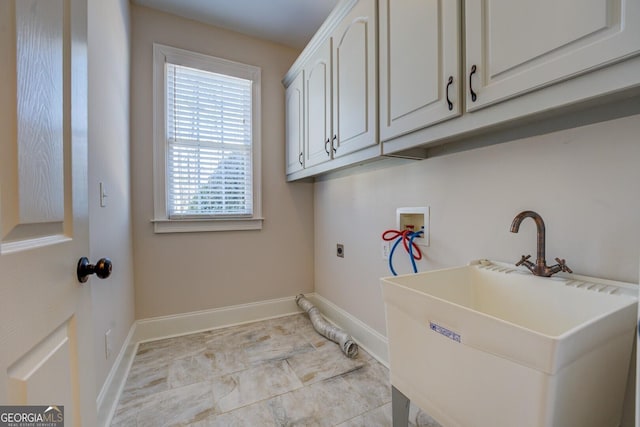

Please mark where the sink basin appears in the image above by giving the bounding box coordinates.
[381,260,637,427]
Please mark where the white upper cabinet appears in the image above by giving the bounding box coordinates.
[331,0,378,157]
[285,71,304,174]
[379,0,461,141]
[285,0,640,177]
[289,0,378,176]
[304,39,333,168]
[465,0,640,110]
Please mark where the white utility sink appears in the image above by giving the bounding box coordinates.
[381,260,637,427]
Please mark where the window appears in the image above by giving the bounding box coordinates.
[152,44,262,233]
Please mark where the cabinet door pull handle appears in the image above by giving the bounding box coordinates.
[446,75,454,111]
[469,65,477,102]
[332,135,337,153]
[325,138,330,155]
[299,152,303,166]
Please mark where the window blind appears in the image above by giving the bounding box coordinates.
[166,63,253,218]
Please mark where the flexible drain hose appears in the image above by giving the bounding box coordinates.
[295,294,359,358]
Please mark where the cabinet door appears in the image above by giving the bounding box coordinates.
[379,0,460,141]
[332,0,377,157]
[465,0,640,111]
[304,39,333,167]
[285,71,304,174]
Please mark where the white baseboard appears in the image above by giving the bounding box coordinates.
[95,293,389,426]
[306,293,389,367]
[96,323,138,427]
[132,295,303,343]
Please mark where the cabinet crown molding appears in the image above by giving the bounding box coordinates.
[282,0,358,87]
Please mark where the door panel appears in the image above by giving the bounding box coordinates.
[379,0,460,141]
[2,0,67,251]
[285,71,304,174]
[304,39,332,168]
[487,0,607,77]
[16,0,65,225]
[389,1,439,121]
[465,0,640,110]
[0,0,95,425]
[335,19,367,143]
[7,321,76,426]
[332,0,377,157]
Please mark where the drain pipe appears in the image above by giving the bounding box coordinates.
[296,294,359,358]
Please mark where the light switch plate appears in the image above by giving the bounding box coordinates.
[99,182,108,207]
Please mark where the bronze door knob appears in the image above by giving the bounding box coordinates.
[77,257,112,283]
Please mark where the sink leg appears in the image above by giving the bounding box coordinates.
[392,386,410,427]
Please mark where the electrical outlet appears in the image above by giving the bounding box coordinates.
[382,241,390,259]
[336,243,344,258]
[105,329,112,360]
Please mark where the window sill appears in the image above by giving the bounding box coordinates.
[152,217,264,233]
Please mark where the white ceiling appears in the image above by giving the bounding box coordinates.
[132,0,340,49]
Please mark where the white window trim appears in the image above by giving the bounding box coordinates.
[152,43,262,233]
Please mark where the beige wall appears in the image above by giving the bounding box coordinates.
[315,113,640,336]
[88,0,135,394]
[130,5,314,319]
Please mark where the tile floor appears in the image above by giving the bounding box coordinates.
[111,313,442,427]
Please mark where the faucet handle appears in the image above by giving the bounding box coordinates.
[515,254,531,267]
[554,258,573,273]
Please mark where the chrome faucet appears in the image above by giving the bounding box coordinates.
[510,210,572,277]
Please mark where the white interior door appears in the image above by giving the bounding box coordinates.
[0,0,96,425]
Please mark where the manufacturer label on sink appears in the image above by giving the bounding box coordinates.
[429,322,461,343]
